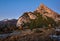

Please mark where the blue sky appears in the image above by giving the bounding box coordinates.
[0,0,60,20]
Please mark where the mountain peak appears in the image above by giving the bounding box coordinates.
[35,3,60,21]
[39,3,45,7]
[17,3,60,29]
[36,3,51,13]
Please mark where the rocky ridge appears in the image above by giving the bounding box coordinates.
[36,4,60,21]
[0,3,60,41]
[17,4,60,29]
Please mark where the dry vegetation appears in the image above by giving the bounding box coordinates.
[0,28,55,41]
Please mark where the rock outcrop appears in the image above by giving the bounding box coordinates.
[16,12,37,29]
[17,3,60,30]
[36,3,60,21]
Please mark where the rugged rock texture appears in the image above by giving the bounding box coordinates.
[17,4,60,29]
[36,3,60,21]
[17,12,36,27]
[16,12,37,29]
[0,28,55,41]
[0,3,60,41]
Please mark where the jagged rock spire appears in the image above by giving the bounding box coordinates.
[17,3,60,30]
[38,3,46,8]
[36,3,59,20]
[36,3,50,13]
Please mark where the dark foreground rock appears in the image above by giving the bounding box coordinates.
[0,28,55,41]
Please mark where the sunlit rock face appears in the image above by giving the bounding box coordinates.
[28,12,37,19]
[16,16,30,27]
[16,12,37,29]
[36,3,60,21]
[16,3,60,29]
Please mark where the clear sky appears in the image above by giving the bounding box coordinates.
[0,0,60,20]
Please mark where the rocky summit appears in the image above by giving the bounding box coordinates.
[17,4,60,30]
[0,3,60,41]
[36,3,60,21]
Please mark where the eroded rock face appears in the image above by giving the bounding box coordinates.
[17,16,29,27]
[17,3,60,29]
[16,12,37,29]
[36,3,60,21]
[28,12,37,19]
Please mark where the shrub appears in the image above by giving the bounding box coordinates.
[23,12,57,30]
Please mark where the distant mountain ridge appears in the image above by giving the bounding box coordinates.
[0,19,17,34]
